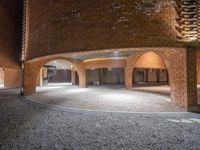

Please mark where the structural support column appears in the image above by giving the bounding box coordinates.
[169,47,198,110]
[125,66,132,89]
[71,66,76,85]
[186,47,198,110]
[156,69,160,83]
[36,68,43,86]
[79,68,86,88]
[74,62,86,88]
[23,63,37,96]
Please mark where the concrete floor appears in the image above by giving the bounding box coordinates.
[0,84,4,88]
[1,88,200,150]
[28,83,185,112]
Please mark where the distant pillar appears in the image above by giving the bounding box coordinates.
[36,68,43,86]
[125,67,132,89]
[156,69,160,83]
[23,62,37,96]
[145,69,148,83]
[79,68,86,88]
[71,66,76,85]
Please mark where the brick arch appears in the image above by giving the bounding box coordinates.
[23,55,86,96]
[128,50,170,69]
[125,50,177,104]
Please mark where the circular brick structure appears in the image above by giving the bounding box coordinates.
[22,0,200,111]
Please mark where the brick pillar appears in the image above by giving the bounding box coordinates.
[36,68,43,86]
[79,68,86,88]
[125,67,132,89]
[71,66,76,85]
[169,48,198,110]
[186,48,198,111]
[197,60,200,84]
[24,63,37,96]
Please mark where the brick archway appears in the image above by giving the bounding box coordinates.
[125,49,197,110]
[23,55,86,96]
[125,50,172,89]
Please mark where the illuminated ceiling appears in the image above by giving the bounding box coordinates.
[68,51,135,61]
[46,60,72,70]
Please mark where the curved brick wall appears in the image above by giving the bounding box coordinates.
[135,51,166,69]
[0,1,19,69]
[26,0,184,60]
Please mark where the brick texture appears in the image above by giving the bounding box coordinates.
[24,55,86,95]
[124,49,197,110]
[23,48,198,110]
[0,0,20,69]
[25,0,188,60]
[21,0,199,111]
[4,68,22,87]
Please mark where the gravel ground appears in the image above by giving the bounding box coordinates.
[1,89,200,150]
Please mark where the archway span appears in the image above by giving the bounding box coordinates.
[134,51,168,84]
[125,50,175,103]
[135,51,166,69]
[37,59,74,87]
[23,55,86,96]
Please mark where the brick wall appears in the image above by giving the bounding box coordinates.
[4,68,22,87]
[135,51,166,69]
[83,58,126,69]
[0,1,22,88]
[0,1,20,69]
[86,68,124,85]
[25,0,187,60]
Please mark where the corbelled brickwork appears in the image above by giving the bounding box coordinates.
[25,0,189,60]
[19,0,199,111]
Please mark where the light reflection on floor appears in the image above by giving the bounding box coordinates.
[28,83,187,112]
[168,118,200,124]
[0,84,4,89]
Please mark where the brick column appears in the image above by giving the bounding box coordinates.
[125,66,132,89]
[36,68,43,86]
[71,66,76,85]
[23,63,37,96]
[169,48,198,110]
[79,68,86,88]
[186,48,198,110]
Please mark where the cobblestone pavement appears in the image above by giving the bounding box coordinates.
[29,83,184,112]
[1,88,200,150]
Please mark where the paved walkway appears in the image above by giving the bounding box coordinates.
[28,83,185,112]
[1,88,200,150]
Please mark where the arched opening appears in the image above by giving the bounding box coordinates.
[26,51,189,112]
[35,59,78,92]
[36,60,73,86]
[23,55,85,96]
[133,51,169,86]
[132,51,171,99]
